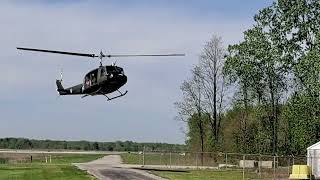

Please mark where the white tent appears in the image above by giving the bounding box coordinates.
[307,142,320,178]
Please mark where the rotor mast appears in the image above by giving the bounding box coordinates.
[99,51,104,66]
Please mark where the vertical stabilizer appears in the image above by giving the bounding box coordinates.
[56,80,67,95]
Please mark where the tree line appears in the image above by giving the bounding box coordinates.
[176,0,320,157]
[0,138,185,152]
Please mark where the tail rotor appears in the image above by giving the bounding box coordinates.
[56,67,66,96]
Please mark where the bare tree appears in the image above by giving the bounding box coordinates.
[175,66,205,165]
[198,35,226,146]
[175,34,226,160]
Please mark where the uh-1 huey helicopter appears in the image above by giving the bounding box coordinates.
[17,47,185,101]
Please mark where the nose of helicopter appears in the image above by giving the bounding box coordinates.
[119,74,127,86]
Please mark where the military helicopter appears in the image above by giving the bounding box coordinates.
[17,47,185,100]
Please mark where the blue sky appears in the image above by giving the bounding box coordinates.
[0,0,273,144]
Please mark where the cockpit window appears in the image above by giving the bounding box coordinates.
[104,66,124,75]
[84,69,98,88]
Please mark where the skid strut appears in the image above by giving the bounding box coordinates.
[103,90,128,101]
[81,87,102,98]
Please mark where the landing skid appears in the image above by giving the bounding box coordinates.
[103,90,128,101]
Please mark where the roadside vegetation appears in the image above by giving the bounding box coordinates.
[151,170,255,180]
[0,154,104,180]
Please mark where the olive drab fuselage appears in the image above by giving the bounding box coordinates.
[56,65,127,99]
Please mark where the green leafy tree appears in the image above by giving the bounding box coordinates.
[223,0,320,155]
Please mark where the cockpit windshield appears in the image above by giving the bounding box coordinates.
[116,67,124,74]
[106,66,124,75]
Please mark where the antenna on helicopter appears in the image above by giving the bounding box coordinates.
[112,60,117,66]
[60,68,63,82]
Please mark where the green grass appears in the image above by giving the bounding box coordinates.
[121,153,142,164]
[121,152,224,166]
[122,153,263,180]
[0,154,104,180]
[151,170,256,180]
[121,153,193,166]
[0,164,95,180]
[35,154,105,164]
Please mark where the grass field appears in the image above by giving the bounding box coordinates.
[121,152,195,166]
[120,152,226,166]
[122,153,265,180]
[151,170,256,180]
[0,154,104,180]
[121,153,142,164]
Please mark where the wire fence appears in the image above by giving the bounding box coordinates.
[132,151,307,179]
[0,153,68,164]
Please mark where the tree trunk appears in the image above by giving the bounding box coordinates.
[243,83,249,153]
[213,52,218,142]
[197,84,204,166]
[269,79,277,155]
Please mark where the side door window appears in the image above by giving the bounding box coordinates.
[91,70,97,85]
[99,67,107,80]
[84,74,91,88]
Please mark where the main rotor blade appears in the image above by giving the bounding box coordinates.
[103,54,185,58]
[17,47,97,58]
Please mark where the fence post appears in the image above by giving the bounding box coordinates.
[258,154,261,178]
[195,153,198,167]
[292,155,295,165]
[142,146,145,166]
[273,155,276,180]
[243,155,245,180]
[288,156,290,176]
[183,153,191,165]
[170,152,172,168]
[225,153,228,170]
[310,152,312,180]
